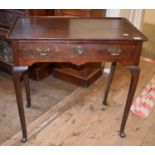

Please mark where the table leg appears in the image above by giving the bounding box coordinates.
[120,66,140,137]
[23,73,31,108]
[103,62,117,105]
[13,66,28,142]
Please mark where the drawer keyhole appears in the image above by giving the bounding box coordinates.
[74,46,85,55]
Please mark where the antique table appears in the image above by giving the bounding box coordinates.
[7,17,147,142]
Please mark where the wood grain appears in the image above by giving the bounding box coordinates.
[3,60,155,146]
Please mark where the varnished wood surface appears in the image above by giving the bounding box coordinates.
[53,9,105,87]
[0,9,55,80]
[2,60,155,146]
[7,17,147,142]
[17,42,140,66]
[7,17,147,41]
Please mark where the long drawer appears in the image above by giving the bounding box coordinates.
[17,41,138,66]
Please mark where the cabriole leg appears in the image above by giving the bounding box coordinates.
[120,66,140,137]
[13,66,28,142]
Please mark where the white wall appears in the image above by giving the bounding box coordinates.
[106,9,144,30]
[106,9,131,20]
[106,9,120,17]
[144,9,155,24]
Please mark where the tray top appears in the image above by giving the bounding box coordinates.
[7,17,147,41]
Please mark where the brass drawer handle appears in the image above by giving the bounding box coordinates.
[35,48,50,55]
[74,46,85,55]
[107,48,122,56]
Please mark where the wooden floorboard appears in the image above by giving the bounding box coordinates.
[2,60,155,146]
[0,72,77,144]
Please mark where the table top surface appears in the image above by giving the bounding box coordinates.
[7,17,147,41]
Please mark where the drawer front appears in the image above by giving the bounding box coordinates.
[18,42,137,66]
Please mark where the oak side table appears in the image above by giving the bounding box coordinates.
[7,17,147,142]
